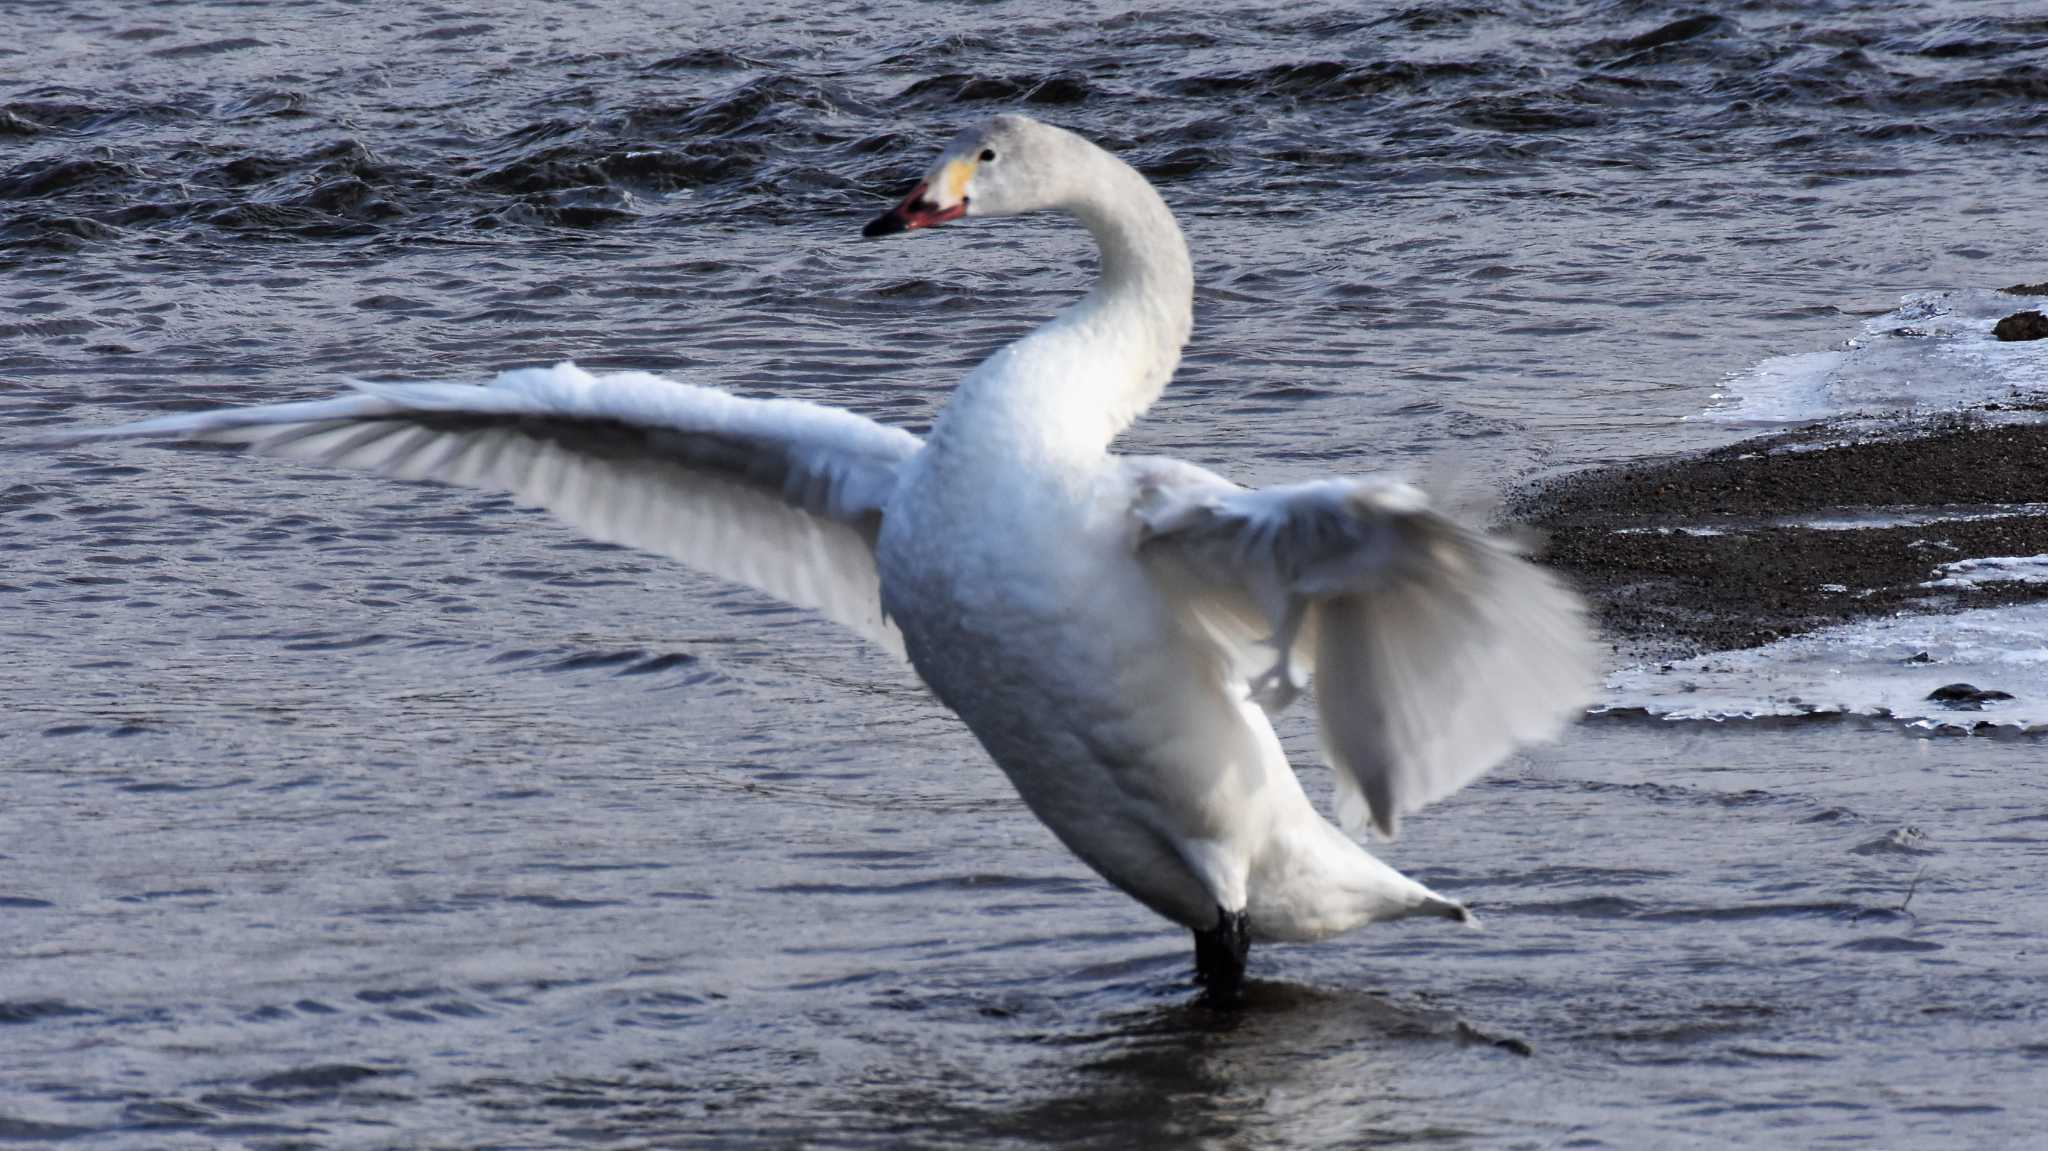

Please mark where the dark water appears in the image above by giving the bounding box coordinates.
[5,1,2048,1146]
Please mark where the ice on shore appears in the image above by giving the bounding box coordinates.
[1601,602,2048,732]
[1702,289,2048,425]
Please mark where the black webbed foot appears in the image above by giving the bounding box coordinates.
[1192,906,1251,1005]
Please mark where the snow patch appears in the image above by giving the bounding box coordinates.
[1601,604,2048,731]
[1702,289,2048,425]
[1922,554,2048,590]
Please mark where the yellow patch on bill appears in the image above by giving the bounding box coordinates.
[937,157,977,203]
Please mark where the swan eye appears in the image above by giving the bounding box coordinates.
[979,148,997,163]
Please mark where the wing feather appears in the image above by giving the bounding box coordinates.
[1128,457,1596,838]
[73,362,921,655]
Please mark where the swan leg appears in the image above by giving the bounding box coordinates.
[1244,656,1301,712]
[1192,906,1251,1002]
[1244,596,1308,712]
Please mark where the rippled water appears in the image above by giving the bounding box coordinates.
[6,1,2048,1146]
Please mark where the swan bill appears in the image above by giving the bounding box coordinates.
[863,179,968,238]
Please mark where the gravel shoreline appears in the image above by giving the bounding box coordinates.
[1513,420,2048,660]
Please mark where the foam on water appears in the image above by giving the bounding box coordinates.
[1703,289,2048,425]
[1604,602,2048,730]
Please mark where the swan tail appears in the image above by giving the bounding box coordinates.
[1426,895,1483,930]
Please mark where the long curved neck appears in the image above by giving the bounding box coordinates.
[937,139,1194,466]
[1066,153,1195,438]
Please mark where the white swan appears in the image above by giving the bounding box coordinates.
[79,114,1596,997]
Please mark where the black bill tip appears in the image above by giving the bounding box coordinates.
[862,210,908,239]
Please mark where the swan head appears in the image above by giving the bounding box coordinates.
[863,114,1070,238]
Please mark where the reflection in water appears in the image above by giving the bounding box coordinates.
[926,982,1529,1149]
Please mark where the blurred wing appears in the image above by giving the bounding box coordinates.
[1128,457,1597,838]
[76,362,920,654]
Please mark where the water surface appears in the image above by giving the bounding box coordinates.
[5,1,2047,1146]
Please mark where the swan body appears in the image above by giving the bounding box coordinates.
[74,114,1597,995]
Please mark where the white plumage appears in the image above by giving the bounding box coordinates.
[76,114,1596,989]
[99,364,919,653]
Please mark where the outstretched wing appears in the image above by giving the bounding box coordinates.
[74,362,921,654]
[1126,456,1596,839]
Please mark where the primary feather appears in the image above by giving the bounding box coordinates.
[1129,463,1596,838]
[79,362,920,654]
